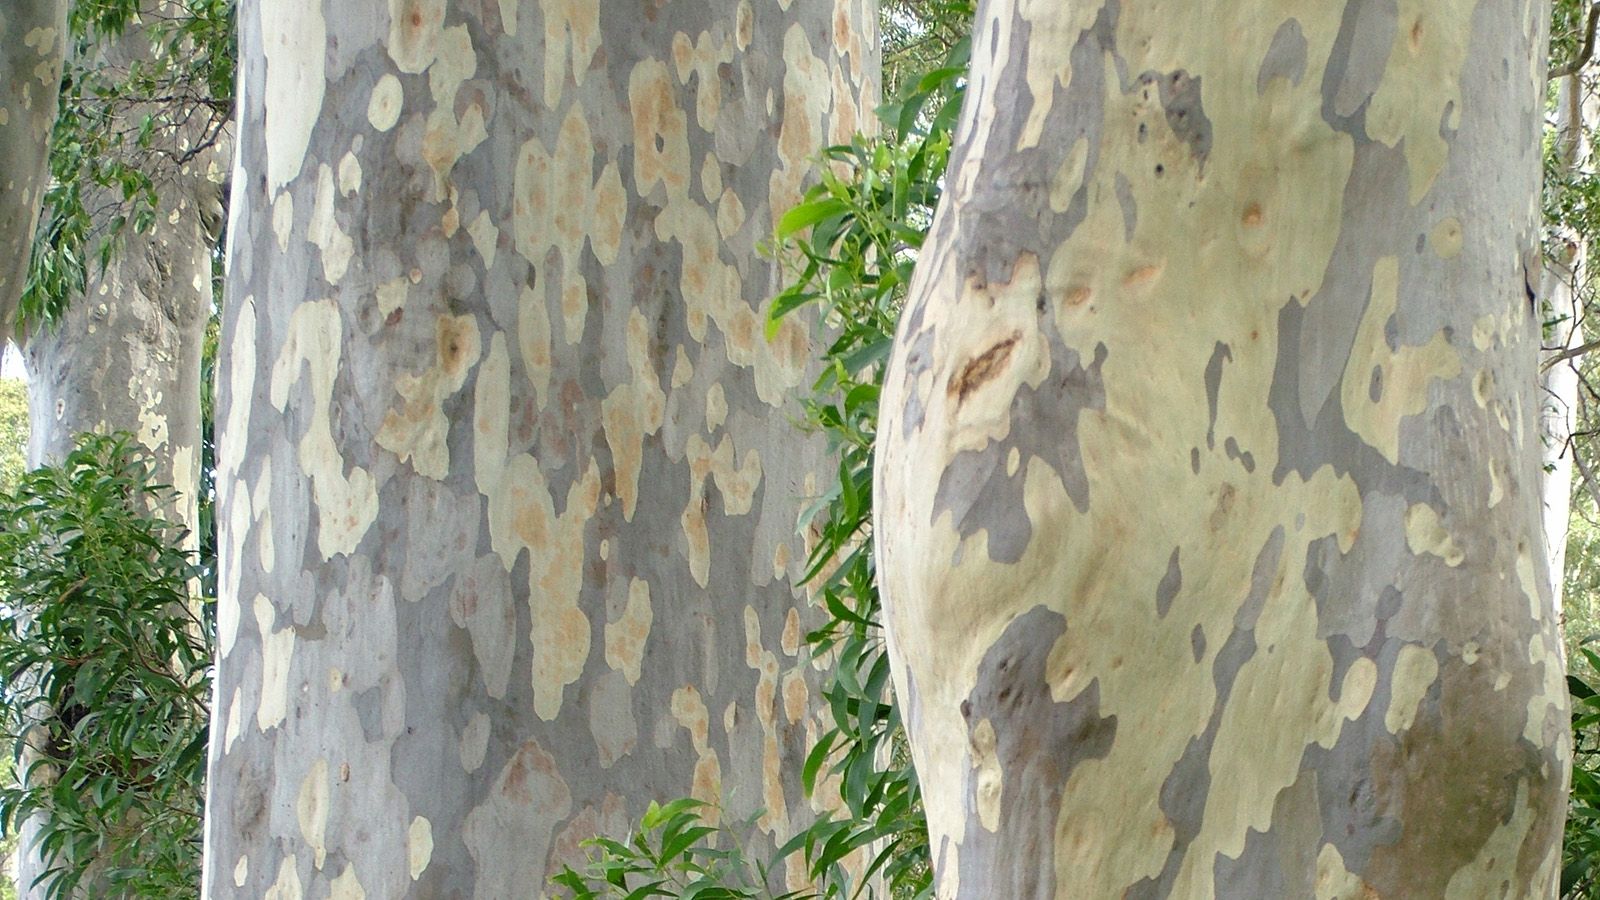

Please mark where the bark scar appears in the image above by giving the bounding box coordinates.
[949,332,1021,404]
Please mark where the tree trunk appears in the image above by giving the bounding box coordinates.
[13,11,223,896]
[203,3,874,897]
[1540,71,1591,616]
[0,1,68,344]
[876,2,1569,898]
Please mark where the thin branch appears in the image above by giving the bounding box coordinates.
[1574,435,1600,515]
[1542,337,1600,372]
[1553,2,1600,80]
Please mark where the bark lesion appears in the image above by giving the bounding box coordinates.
[947,332,1021,405]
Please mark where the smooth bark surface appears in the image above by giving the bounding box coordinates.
[877,2,1568,897]
[0,1,68,343]
[204,2,874,897]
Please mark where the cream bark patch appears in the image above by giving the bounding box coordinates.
[261,0,324,192]
[269,301,379,559]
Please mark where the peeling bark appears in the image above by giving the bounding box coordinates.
[876,2,1568,897]
[0,1,68,343]
[203,3,876,897]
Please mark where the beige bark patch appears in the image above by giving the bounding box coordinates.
[272,192,294,252]
[1385,644,1438,734]
[265,856,302,900]
[309,164,354,284]
[1429,217,1463,258]
[407,816,433,880]
[261,0,325,192]
[329,865,366,900]
[541,0,600,106]
[670,685,723,827]
[366,74,404,132]
[234,855,248,888]
[604,578,653,685]
[255,595,294,732]
[1340,257,1462,463]
[269,301,380,559]
[1403,503,1464,567]
[375,313,483,480]
[387,0,445,73]
[971,718,1003,832]
[1366,0,1476,201]
[601,309,668,520]
[296,759,330,869]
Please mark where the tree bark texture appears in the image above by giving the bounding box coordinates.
[875,2,1568,898]
[0,1,68,344]
[204,2,875,897]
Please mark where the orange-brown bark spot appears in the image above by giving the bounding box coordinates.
[948,333,1021,405]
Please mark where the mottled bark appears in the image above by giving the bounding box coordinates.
[203,2,874,897]
[0,1,68,343]
[876,2,1568,898]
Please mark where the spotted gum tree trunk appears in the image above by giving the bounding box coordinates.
[203,2,874,897]
[876,2,1569,897]
[0,1,67,343]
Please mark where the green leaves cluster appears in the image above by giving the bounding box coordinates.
[21,0,234,333]
[1568,646,1600,899]
[0,434,210,899]
[554,801,809,900]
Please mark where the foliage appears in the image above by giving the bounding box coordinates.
[0,379,27,494]
[20,0,234,333]
[0,434,210,899]
[553,800,815,900]
[1569,644,1600,899]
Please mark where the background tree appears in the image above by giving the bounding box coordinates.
[203,2,874,897]
[876,1,1568,897]
[0,2,69,345]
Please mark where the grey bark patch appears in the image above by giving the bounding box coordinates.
[1213,772,1321,898]
[954,607,1115,900]
[1190,624,1206,662]
[1155,547,1182,617]
[898,325,937,440]
[1148,69,1212,167]
[1204,341,1232,451]
[1257,19,1308,94]
[1325,0,1399,126]
[1223,436,1256,474]
[1269,298,1437,505]
[932,342,1107,562]
[1127,529,1284,899]
[1115,172,1137,239]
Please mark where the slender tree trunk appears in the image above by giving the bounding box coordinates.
[1541,72,1592,616]
[203,3,875,897]
[876,2,1568,897]
[0,1,68,343]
